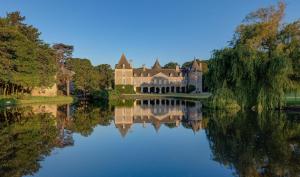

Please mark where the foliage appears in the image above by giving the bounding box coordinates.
[66,58,98,97]
[94,64,114,89]
[66,59,114,99]
[52,43,73,64]
[90,89,109,102]
[208,86,241,110]
[0,12,57,96]
[187,85,196,93]
[163,62,179,69]
[206,2,299,110]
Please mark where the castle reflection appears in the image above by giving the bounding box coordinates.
[114,99,205,137]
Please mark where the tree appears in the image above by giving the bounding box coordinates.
[94,64,114,89]
[66,58,98,98]
[53,43,74,96]
[0,12,57,95]
[52,43,73,65]
[206,1,299,110]
[163,62,179,69]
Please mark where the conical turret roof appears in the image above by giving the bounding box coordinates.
[115,53,132,69]
[191,59,201,71]
[152,59,161,69]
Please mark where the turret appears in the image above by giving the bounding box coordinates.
[188,59,203,93]
[152,59,162,69]
[114,53,133,85]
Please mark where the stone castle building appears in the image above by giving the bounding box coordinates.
[114,54,203,93]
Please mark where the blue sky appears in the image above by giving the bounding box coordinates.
[1,0,300,67]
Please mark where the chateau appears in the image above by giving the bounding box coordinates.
[114,54,203,93]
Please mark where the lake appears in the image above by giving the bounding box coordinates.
[0,99,300,177]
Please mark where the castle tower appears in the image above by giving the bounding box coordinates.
[114,54,133,85]
[152,59,162,69]
[188,59,202,93]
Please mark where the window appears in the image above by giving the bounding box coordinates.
[159,80,162,84]
[122,79,126,84]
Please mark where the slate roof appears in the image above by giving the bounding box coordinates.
[115,54,132,69]
[133,68,184,77]
[152,59,162,69]
[191,59,201,71]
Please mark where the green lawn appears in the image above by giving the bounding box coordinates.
[0,96,74,106]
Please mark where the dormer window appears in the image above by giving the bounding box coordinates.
[169,73,173,77]
[122,64,125,69]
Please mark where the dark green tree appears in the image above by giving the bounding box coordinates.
[94,64,114,89]
[0,12,57,96]
[163,62,179,69]
[66,58,98,98]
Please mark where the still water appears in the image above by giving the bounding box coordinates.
[0,99,300,177]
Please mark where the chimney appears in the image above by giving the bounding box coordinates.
[175,65,180,72]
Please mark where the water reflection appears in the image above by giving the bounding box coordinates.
[206,110,300,177]
[114,99,204,136]
[0,100,299,177]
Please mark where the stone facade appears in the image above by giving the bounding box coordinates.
[114,54,203,93]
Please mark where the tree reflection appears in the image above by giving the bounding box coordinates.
[206,111,300,177]
[65,103,113,136]
[0,107,59,177]
[0,103,113,177]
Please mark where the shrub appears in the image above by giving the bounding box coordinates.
[187,85,196,93]
[208,87,241,110]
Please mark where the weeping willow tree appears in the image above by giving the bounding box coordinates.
[206,1,300,110]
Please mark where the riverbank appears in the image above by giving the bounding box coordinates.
[122,93,212,100]
[0,96,74,107]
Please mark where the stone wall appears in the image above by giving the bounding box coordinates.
[115,69,133,85]
[31,83,57,97]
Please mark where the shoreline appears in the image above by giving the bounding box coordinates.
[0,96,74,107]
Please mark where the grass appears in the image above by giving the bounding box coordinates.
[285,96,300,106]
[0,95,74,106]
[122,92,212,100]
